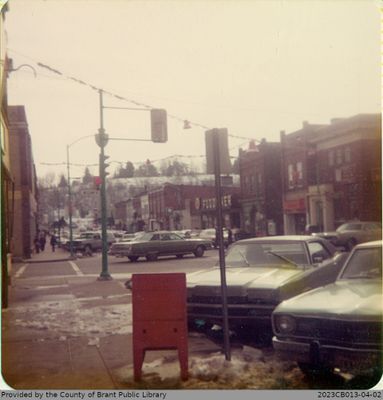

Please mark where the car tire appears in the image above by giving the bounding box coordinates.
[128,256,139,262]
[346,238,357,251]
[194,246,205,257]
[176,254,184,259]
[298,362,333,379]
[146,253,158,262]
[84,245,92,256]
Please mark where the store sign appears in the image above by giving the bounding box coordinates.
[201,195,232,210]
[283,198,305,213]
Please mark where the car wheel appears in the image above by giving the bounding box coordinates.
[128,256,139,262]
[346,238,357,251]
[194,246,205,257]
[146,253,158,261]
[298,362,333,379]
[176,254,184,259]
[84,245,92,256]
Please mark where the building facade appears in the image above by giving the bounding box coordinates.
[239,139,283,236]
[8,105,38,260]
[147,183,241,231]
[281,115,381,234]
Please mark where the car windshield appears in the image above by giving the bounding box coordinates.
[340,247,382,280]
[225,242,309,267]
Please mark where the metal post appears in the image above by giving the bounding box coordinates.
[97,90,112,280]
[66,145,74,258]
[212,129,231,361]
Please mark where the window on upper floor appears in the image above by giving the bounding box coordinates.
[328,150,334,166]
[288,162,303,189]
[336,149,343,165]
[344,146,351,163]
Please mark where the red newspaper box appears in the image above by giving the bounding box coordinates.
[132,273,188,381]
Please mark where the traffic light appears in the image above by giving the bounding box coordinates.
[151,109,167,143]
[93,176,102,190]
[99,153,110,178]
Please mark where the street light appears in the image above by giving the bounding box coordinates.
[66,134,95,258]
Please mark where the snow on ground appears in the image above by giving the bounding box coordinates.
[114,344,308,390]
[6,297,132,345]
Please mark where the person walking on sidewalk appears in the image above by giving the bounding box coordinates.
[39,233,46,252]
[50,234,57,252]
[34,236,40,253]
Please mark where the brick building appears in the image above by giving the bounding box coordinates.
[281,115,381,234]
[239,139,283,236]
[307,114,381,230]
[148,183,241,231]
[8,105,38,260]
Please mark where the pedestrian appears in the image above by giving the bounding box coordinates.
[39,234,46,251]
[34,237,40,254]
[50,235,57,252]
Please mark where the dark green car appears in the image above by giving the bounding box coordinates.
[109,230,212,261]
[272,240,382,379]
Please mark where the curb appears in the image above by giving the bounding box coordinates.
[22,257,77,264]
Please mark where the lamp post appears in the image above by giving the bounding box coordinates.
[66,134,94,258]
[96,90,112,280]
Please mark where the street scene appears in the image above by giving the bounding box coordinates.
[0,0,382,395]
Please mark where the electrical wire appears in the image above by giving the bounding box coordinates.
[7,49,262,142]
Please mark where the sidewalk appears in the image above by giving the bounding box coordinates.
[2,253,225,390]
[22,246,74,263]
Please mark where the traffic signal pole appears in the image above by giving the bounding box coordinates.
[94,90,167,281]
[96,90,112,281]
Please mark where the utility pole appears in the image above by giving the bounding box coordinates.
[66,145,74,257]
[96,90,112,280]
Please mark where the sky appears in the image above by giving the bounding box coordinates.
[3,0,381,180]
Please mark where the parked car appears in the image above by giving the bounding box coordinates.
[312,221,382,251]
[198,228,229,248]
[109,230,212,261]
[272,240,382,379]
[187,235,349,331]
[67,231,116,254]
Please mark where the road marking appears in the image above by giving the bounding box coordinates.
[68,260,84,276]
[14,264,28,279]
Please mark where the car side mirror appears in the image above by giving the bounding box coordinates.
[313,255,324,264]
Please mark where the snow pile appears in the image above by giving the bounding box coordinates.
[8,299,132,346]
[114,347,304,390]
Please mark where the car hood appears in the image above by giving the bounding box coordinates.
[274,280,382,318]
[187,265,306,290]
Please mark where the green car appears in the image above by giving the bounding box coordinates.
[272,240,382,379]
[109,230,212,262]
[187,236,348,331]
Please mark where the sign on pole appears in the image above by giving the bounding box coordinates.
[205,128,232,174]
